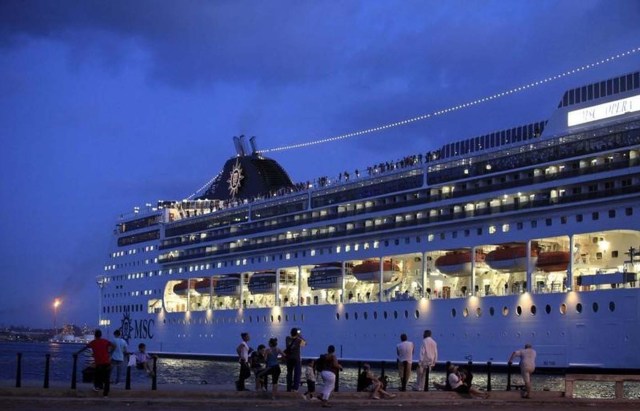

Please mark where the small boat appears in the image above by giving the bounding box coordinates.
[194,278,212,294]
[435,250,485,276]
[308,263,351,289]
[352,260,400,282]
[214,275,242,296]
[248,271,296,294]
[537,251,570,272]
[486,245,538,272]
[173,279,197,296]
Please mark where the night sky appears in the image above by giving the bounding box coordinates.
[1,0,639,329]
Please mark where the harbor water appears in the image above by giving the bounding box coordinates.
[1,342,638,399]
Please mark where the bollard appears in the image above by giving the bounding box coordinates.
[423,364,430,391]
[486,361,492,392]
[71,353,78,389]
[15,353,22,388]
[151,357,157,390]
[335,368,340,392]
[126,365,131,390]
[506,361,512,391]
[44,353,51,388]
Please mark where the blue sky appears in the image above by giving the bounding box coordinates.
[0,0,639,329]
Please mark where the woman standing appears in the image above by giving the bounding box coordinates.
[257,338,285,399]
[320,345,342,408]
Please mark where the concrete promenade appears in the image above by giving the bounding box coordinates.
[1,380,638,411]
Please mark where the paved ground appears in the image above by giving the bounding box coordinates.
[1,380,638,411]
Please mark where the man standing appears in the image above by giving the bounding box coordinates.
[396,333,414,391]
[110,329,128,384]
[77,329,114,397]
[236,332,251,391]
[508,343,537,398]
[285,327,306,392]
[416,329,438,391]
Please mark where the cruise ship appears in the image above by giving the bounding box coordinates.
[98,71,640,371]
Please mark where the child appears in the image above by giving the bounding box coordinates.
[302,359,317,400]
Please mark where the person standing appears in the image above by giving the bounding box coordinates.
[76,329,114,397]
[320,345,342,408]
[508,343,537,398]
[235,332,251,391]
[285,327,306,392]
[416,329,438,391]
[257,337,285,400]
[396,333,414,391]
[301,358,316,400]
[110,329,128,384]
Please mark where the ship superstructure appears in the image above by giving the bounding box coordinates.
[99,71,640,370]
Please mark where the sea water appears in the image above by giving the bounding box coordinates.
[0,341,638,398]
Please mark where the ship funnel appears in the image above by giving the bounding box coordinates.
[233,135,245,156]
[240,134,250,156]
[249,136,258,155]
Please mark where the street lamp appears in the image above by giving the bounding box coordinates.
[53,298,62,336]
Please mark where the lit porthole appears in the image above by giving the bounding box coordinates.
[354,312,358,320]
[463,308,469,317]
[609,301,616,312]
[531,305,537,315]
[394,311,398,319]
[476,307,482,317]
[545,304,551,314]
[404,310,409,319]
[451,308,457,318]
[592,302,599,313]
[383,311,388,319]
[345,312,349,320]
[516,306,522,316]
[415,310,420,319]
[336,313,340,320]
[502,306,509,316]
[560,304,567,315]
[489,307,495,316]
[364,312,368,320]
[576,303,583,313]
[373,311,378,320]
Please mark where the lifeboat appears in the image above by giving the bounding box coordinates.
[537,251,570,272]
[173,279,197,296]
[308,263,352,289]
[214,275,242,296]
[248,271,296,294]
[194,278,212,294]
[435,250,485,276]
[352,260,400,282]
[486,245,538,272]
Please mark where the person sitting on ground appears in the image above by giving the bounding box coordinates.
[447,365,489,399]
[134,343,156,376]
[360,363,396,400]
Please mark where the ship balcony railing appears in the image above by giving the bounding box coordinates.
[158,183,640,264]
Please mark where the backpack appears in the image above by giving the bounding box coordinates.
[315,354,327,372]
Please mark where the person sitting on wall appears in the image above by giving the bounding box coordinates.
[134,343,156,376]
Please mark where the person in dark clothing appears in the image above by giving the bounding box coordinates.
[285,327,306,392]
[76,329,115,397]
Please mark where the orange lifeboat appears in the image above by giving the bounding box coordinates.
[352,260,400,282]
[435,250,485,276]
[537,251,570,272]
[173,279,197,296]
[486,245,538,272]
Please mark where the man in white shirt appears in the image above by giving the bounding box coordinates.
[508,343,537,398]
[236,332,251,391]
[416,329,438,391]
[396,333,414,391]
